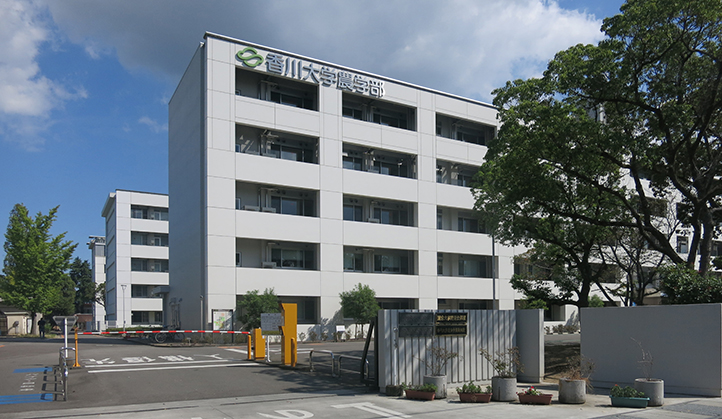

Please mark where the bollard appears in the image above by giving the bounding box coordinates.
[247,332,253,360]
[290,338,297,367]
[73,330,81,368]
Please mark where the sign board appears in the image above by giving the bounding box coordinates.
[53,316,77,328]
[261,313,283,333]
[398,312,434,338]
[435,312,468,336]
[212,309,233,331]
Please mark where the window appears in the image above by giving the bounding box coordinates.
[457,172,473,187]
[343,155,362,171]
[131,232,147,245]
[236,252,242,267]
[131,208,146,219]
[373,254,409,274]
[342,93,416,131]
[373,207,409,226]
[270,196,315,217]
[437,253,444,275]
[344,252,363,272]
[459,257,484,277]
[132,311,149,324]
[437,210,443,230]
[271,249,314,270]
[270,91,313,110]
[677,236,689,254]
[131,285,158,298]
[150,209,169,221]
[458,217,479,233]
[343,205,363,222]
[131,258,169,272]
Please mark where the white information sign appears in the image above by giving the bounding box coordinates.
[261,313,283,333]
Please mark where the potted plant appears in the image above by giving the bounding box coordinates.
[479,346,523,402]
[632,339,664,406]
[456,382,492,403]
[420,343,458,399]
[517,386,553,405]
[558,355,595,404]
[610,384,649,408]
[402,382,438,401]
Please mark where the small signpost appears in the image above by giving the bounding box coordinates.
[53,316,77,358]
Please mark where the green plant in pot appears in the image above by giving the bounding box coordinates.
[610,384,649,408]
[420,343,458,399]
[480,346,523,402]
[558,355,595,404]
[456,382,492,403]
[402,382,438,401]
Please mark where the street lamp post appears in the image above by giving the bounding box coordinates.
[121,284,127,331]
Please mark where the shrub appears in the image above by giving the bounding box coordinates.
[479,346,523,378]
[610,385,646,398]
[456,382,491,394]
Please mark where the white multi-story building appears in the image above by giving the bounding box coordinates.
[102,190,169,329]
[87,235,107,330]
[168,33,523,331]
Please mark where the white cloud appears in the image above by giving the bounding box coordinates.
[138,116,168,133]
[41,0,604,102]
[0,0,87,150]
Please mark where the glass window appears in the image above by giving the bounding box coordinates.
[459,258,482,277]
[373,254,409,274]
[131,232,147,245]
[343,155,362,171]
[677,236,689,254]
[342,106,363,120]
[272,249,313,269]
[437,254,444,275]
[458,218,479,233]
[437,210,443,229]
[344,253,363,272]
[343,205,363,222]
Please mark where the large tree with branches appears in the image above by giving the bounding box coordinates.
[474,0,722,305]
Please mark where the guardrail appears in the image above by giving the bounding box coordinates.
[309,349,336,377]
[337,354,369,382]
[52,347,75,401]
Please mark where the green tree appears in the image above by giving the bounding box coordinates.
[660,264,722,304]
[236,288,279,331]
[339,283,380,336]
[1,204,76,333]
[70,257,94,313]
[475,0,722,306]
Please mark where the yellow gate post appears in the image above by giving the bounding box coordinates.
[252,328,265,360]
[280,303,297,366]
[73,329,81,368]
[247,332,253,360]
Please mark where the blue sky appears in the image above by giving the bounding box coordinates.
[0,0,625,263]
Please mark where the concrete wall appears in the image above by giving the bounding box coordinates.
[516,309,544,383]
[581,304,722,396]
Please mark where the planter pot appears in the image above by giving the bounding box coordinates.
[458,392,492,403]
[491,377,517,402]
[518,393,553,405]
[634,378,664,406]
[405,389,436,401]
[610,396,649,408]
[558,378,586,404]
[386,385,404,397]
[423,375,447,399]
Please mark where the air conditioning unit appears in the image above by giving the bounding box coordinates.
[367,218,380,223]
[262,262,277,268]
[261,207,277,213]
[243,205,260,211]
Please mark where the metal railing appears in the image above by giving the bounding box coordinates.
[309,349,336,377]
[337,354,369,381]
[52,347,75,401]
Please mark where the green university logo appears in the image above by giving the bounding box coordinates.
[236,47,264,67]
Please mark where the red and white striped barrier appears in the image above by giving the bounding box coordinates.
[77,330,250,335]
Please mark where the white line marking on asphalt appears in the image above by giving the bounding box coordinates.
[84,359,234,368]
[88,362,263,373]
[333,402,410,418]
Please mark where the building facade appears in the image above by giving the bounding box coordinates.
[87,235,107,330]
[101,190,168,329]
[168,33,525,331]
